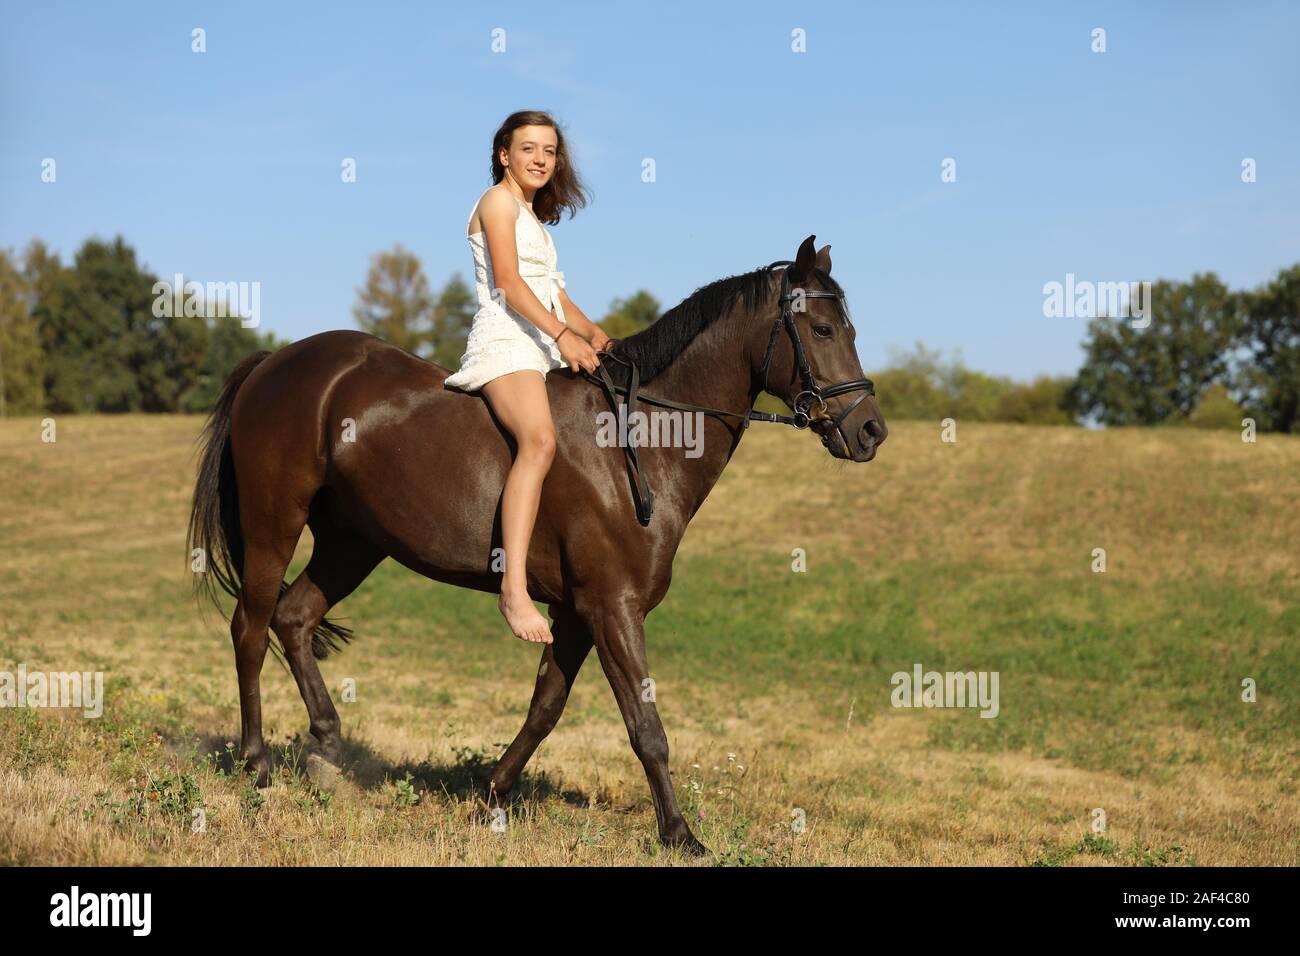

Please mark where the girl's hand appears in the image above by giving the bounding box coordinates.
[591,329,613,353]
[557,328,601,373]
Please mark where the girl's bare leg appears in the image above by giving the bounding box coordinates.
[480,369,556,644]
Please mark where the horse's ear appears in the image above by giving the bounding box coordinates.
[790,235,818,281]
[815,244,832,275]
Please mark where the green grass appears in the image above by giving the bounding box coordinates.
[1,415,1296,865]
[319,547,1298,783]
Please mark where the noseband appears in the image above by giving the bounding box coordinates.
[584,260,877,525]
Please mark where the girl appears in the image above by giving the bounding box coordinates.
[444,111,610,645]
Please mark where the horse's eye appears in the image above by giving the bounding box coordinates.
[813,325,833,338]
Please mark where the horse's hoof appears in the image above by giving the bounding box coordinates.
[245,754,272,788]
[664,830,710,857]
[680,837,710,857]
[305,752,342,790]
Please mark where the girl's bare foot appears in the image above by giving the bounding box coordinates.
[498,590,553,644]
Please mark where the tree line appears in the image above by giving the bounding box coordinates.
[874,267,1297,431]
[0,236,1295,431]
[0,238,278,416]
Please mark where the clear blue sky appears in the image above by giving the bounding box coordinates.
[3,1,1296,379]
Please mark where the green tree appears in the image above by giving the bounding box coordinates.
[1067,273,1237,425]
[951,367,1013,420]
[429,273,475,370]
[870,343,949,419]
[599,290,660,340]
[1187,383,1246,429]
[870,343,1013,420]
[352,244,434,356]
[31,236,206,412]
[994,376,1074,425]
[1236,264,1300,432]
[30,240,135,412]
[0,248,45,415]
[181,316,282,413]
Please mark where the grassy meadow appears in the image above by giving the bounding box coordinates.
[0,413,1296,865]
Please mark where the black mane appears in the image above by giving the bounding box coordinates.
[606,262,845,383]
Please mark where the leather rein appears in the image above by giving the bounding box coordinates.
[580,259,876,526]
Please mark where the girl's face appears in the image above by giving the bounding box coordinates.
[502,124,558,189]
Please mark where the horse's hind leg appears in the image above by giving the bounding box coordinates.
[232,515,306,787]
[488,604,593,806]
[271,516,382,772]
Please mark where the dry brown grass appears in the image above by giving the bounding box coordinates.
[0,414,1296,865]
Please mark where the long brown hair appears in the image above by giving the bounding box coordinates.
[489,110,590,225]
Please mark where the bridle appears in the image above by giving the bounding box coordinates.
[757,260,877,436]
[583,259,877,525]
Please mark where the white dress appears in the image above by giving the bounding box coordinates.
[443,188,568,392]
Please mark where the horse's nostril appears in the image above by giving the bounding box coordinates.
[859,419,886,450]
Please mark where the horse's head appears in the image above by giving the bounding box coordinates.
[753,237,887,462]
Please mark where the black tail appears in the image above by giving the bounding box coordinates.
[187,351,355,662]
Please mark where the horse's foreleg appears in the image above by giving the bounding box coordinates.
[488,604,593,805]
[588,601,707,856]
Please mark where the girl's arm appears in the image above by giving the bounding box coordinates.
[557,288,612,350]
[479,190,568,339]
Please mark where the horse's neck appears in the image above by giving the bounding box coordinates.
[649,315,757,420]
[636,312,760,513]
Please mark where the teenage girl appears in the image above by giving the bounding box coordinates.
[444,110,610,644]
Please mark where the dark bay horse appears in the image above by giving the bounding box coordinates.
[188,236,886,854]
